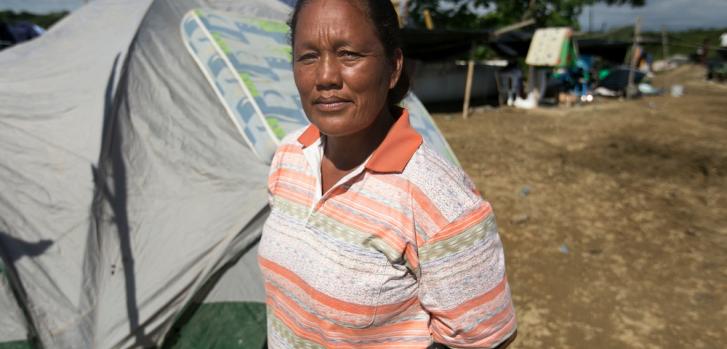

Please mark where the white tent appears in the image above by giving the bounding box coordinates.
[0,0,457,348]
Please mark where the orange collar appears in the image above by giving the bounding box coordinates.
[297,109,423,173]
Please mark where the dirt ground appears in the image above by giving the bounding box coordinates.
[433,65,727,349]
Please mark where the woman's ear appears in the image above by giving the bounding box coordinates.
[389,48,404,89]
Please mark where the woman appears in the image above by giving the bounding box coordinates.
[258,0,516,348]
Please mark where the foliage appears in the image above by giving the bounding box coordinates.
[0,11,69,29]
[583,26,727,60]
[408,0,645,30]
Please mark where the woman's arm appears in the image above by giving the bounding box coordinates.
[418,201,517,349]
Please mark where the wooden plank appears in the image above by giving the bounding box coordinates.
[462,45,475,119]
[494,19,535,38]
[627,16,641,98]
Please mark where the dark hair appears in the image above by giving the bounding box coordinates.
[288,0,410,107]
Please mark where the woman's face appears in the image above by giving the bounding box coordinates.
[292,0,402,138]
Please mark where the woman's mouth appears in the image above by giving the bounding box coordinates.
[313,96,351,112]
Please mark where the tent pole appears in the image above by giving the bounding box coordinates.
[661,25,669,60]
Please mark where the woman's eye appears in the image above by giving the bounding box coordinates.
[296,53,317,63]
[339,50,361,59]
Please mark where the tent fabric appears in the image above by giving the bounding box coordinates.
[0,259,28,346]
[181,9,310,162]
[525,27,573,66]
[1,1,157,347]
[0,0,288,347]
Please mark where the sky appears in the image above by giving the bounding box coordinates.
[578,0,727,31]
[1,0,726,31]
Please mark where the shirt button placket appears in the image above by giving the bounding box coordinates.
[307,183,343,222]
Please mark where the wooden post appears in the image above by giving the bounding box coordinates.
[627,16,641,99]
[661,25,669,60]
[423,9,434,30]
[462,44,476,119]
[400,0,408,27]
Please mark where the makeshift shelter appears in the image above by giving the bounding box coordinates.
[493,30,631,65]
[0,0,458,348]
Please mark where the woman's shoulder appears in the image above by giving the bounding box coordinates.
[269,126,310,170]
[272,126,311,158]
[404,143,472,189]
[402,143,483,222]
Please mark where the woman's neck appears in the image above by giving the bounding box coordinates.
[324,107,395,171]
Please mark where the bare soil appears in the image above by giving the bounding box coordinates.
[434,65,727,349]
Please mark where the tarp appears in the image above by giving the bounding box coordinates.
[0,0,458,348]
[401,28,491,61]
[597,67,647,92]
[576,39,632,64]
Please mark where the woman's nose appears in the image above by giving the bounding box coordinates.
[315,54,342,90]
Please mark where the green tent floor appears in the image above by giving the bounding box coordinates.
[163,301,267,349]
[0,302,267,349]
[0,341,32,349]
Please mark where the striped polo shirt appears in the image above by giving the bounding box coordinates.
[259,109,516,348]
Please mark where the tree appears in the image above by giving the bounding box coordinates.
[0,10,69,29]
[408,0,645,30]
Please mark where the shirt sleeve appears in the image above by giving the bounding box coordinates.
[418,200,517,349]
[266,146,285,207]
